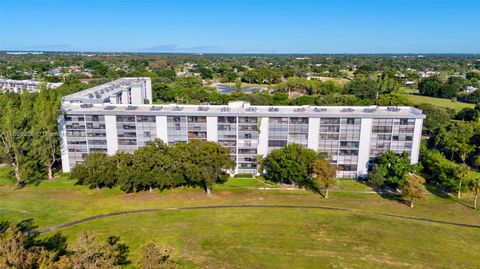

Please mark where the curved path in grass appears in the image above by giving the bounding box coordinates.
[38,204,480,233]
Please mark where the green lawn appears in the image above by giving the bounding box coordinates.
[1,173,479,268]
[403,93,474,111]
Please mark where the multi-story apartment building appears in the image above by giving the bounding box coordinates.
[0,79,63,93]
[59,78,425,178]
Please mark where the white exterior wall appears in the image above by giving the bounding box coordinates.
[121,90,129,105]
[156,116,168,143]
[356,118,373,178]
[105,115,118,155]
[130,86,144,104]
[206,116,218,142]
[257,117,269,157]
[307,117,320,151]
[145,79,153,104]
[58,116,71,173]
[410,118,423,164]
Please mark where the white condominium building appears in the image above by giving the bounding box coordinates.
[59,77,425,178]
[0,79,63,93]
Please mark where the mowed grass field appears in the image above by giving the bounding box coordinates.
[1,173,480,268]
[400,87,474,111]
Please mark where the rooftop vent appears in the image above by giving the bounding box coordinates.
[172,106,184,111]
[314,107,327,112]
[341,108,355,112]
[293,107,306,112]
[80,103,93,108]
[150,106,163,111]
[387,106,401,112]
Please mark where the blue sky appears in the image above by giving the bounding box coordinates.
[1,0,479,53]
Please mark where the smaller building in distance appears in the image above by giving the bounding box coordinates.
[0,79,63,93]
[59,77,426,178]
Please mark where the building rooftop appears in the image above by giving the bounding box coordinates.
[62,77,150,104]
[0,79,63,88]
[62,100,425,119]
[61,77,425,119]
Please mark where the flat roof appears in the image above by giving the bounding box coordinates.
[60,77,425,119]
[62,77,150,104]
[62,102,425,119]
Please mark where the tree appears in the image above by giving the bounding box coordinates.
[468,177,480,209]
[170,140,235,195]
[70,153,117,190]
[113,152,137,193]
[0,220,128,269]
[418,77,458,98]
[55,232,129,268]
[31,89,61,180]
[132,140,172,192]
[263,144,320,187]
[473,155,480,170]
[135,242,177,269]
[344,79,379,100]
[309,159,337,198]
[401,174,426,208]
[369,165,387,187]
[0,93,41,186]
[455,164,470,198]
[369,151,417,189]
[431,121,474,162]
[256,155,265,174]
[416,104,451,134]
[0,222,40,269]
[421,150,458,192]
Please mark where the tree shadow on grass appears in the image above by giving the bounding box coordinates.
[425,184,473,209]
[304,184,326,198]
[377,189,407,205]
[357,179,407,205]
[42,232,68,256]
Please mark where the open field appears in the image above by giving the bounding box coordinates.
[402,93,474,111]
[1,173,479,268]
[221,82,272,88]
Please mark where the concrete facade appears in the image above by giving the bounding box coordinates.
[59,78,426,178]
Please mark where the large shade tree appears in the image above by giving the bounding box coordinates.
[369,151,417,189]
[170,140,235,195]
[263,144,320,187]
[70,153,117,190]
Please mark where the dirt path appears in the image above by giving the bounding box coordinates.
[37,204,480,233]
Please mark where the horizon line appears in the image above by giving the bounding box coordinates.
[1,50,480,56]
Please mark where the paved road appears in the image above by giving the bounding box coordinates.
[37,204,480,234]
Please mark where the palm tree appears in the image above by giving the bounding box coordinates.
[455,164,470,198]
[468,177,480,209]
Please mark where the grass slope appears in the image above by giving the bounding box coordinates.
[403,93,474,111]
[1,174,479,268]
